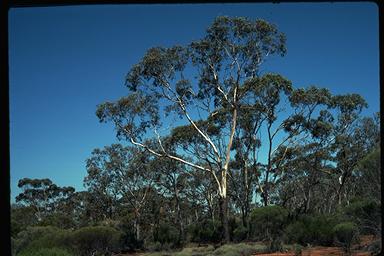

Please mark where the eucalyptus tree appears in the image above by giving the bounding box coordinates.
[332,112,380,205]
[149,156,189,242]
[327,94,368,205]
[96,16,287,241]
[275,91,370,213]
[84,144,155,240]
[15,178,75,222]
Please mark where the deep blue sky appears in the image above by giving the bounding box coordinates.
[9,3,379,201]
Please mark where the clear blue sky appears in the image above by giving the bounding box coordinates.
[9,3,379,201]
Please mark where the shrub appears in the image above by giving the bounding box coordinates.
[233,225,248,242]
[285,214,338,246]
[18,247,73,256]
[250,205,288,241]
[188,220,222,244]
[212,243,267,256]
[70,225,122,256]
[268,238,283,253]
[292,244,303,256]
[153,223,179,249]
[304,214,337,245]
[284,221,307,244]
[39,212,76,229]
[13,226,62,254]
[115,215,143,250]
[343,199,381,235]
[22,230,72,253]
[333,222,359,252]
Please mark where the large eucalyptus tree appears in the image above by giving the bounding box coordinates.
[96,16,287,241]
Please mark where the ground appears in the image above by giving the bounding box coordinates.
[114,235,380,256]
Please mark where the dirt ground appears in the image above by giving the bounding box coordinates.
[254,247,371,256]
[255,235,379,256]
[114,235,380,256]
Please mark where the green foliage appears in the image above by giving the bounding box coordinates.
[342,198,381,235]
[212,243,266,256]
[39,212,76,229]
[188,220,222,244]
[291,244,303,256]
[11,205,38,236]
[16,178,75,220]
[70,225,122,256]
[18,247,73,256]
[284,214,341,246]
[144,243,266,256]
[333,222,359,252]
[250,205,288,240]
[116,215,144,250]
[267,238,283,253]
[13,226,63,254]
[355,147,381,202]
[154,223,179,248]
[232,225,248,242]
[283,221,307,244]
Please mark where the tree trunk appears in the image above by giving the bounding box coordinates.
[219,195,230,242]
[175,190,184,242]
[134,209,141,241]
[262,190,269,207]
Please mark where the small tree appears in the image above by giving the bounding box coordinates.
[333,222,359,253]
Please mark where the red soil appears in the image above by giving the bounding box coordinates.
[255,235,379,256]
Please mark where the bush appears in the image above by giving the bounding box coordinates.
[284,214,338,246]
[153,223,179,249]
[212,243,267,256]
[333,222,359,252]
[18,247,73,256]
[115,215,143,251]
[39,212,76,229]
[13,226,63,254]
[188,220,222,244]
[233,225,248,242]
[343,199,381,235]
[250,205,288,241]
[15,227,73,256]
[284,221,307,244]
[70,225,122,256]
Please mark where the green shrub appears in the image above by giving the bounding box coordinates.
[39,212,76,229]
[188,220,222,244]
[116,215,143,250]
[145,241,163,252]
[292,244,303,256]
[232,225,248,242]
[70,225,122,256]
[306,215,336,245]
[250,205,288,241]
[333,222,359,252]
[284,221,307,244]
[18,247,73,256]
[153,223,179,248]
[212,243,267,256]
[13,226,62,254]
[343,199,381,235]
[268,238,283,253]
[285,214,338,246]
